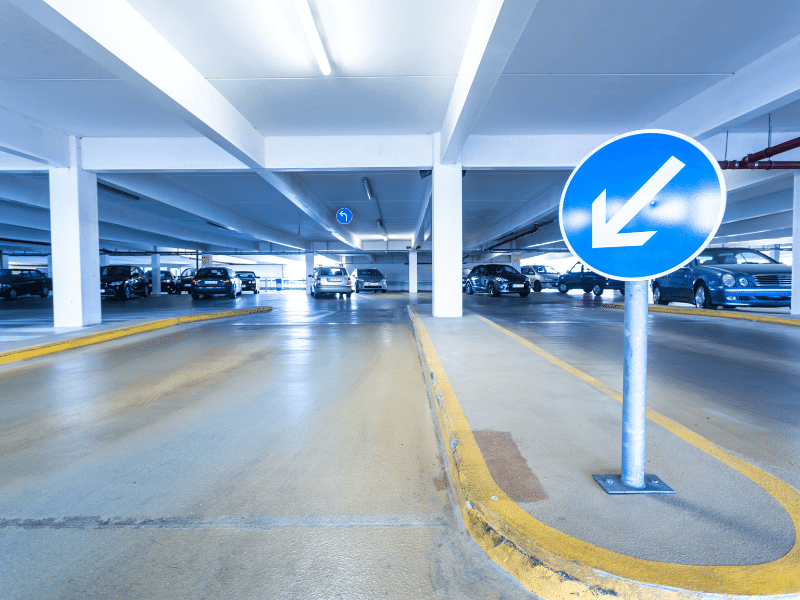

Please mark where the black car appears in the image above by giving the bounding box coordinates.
[177,268,197,294]
[191,267,242,299]
[101,265,149,299]
[351,268,386,293]
[146,269,179,294]
[235,271,259,293]
[0,269,52,300]
[652,247,792,309]
[464,264,530,297]
[557,262,624,296]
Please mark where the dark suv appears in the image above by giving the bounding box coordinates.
[177,268,196,294]
[464,264,530,297]
[191,267,242,299]
[101,265,149,299]
[146,269,179,294]
[0,269,52,300]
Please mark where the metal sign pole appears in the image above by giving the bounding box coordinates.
[621,280,648,488]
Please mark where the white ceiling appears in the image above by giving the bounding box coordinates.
[0,0,798,263]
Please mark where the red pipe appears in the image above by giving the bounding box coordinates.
[738,135,800,166]
[719,160,800,170]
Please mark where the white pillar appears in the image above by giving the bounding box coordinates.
[151,253,161,294]
[409,250,418,293]
[769,245,781,261]
[305,252,315,294]
[511,252,521,272]
[49,136,101,327]
[46,255,53,277]
[99,254,108,267]
[432,133,463,318]
[0,251,5,269]
[792,172,799,315]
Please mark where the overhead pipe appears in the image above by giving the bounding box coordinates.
[719,134,800,169]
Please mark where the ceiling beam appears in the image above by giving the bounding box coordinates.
[259,172,361,249]
[0,106,68,167]
[714,211,793,238]
[648,33,800,140]
[712,228,793,245]
[439,0,539,163]
[723,190,793,224]
[410,178,432,250]
[462,134,609,169]
[463,181,564,250]
[99,173,307,251]
[8,0,265,169]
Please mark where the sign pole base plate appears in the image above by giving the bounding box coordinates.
[592,473,675,494]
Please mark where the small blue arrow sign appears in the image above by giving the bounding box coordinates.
[336,208,353,225]
[559,130,726,281]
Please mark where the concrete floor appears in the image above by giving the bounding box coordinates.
[1,288,798,598]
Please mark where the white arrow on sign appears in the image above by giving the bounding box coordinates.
[591,156,685,249]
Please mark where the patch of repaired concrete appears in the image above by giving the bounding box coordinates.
[473,430,548,502]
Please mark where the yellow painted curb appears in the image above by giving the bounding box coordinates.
[0,307,273,366]
[408,306,800,599]
[603,302,800,327]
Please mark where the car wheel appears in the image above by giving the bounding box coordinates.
[487,282,500,297]
[229,287,236,299]
[346,292,352,298]
[592,284,604,296]
[255,288,259,294]
[381,289,386,293]
[355,284,360,293]
[558,283,568,293]
[652,284,668,305]
[123,284,132,300]
[533,280,542,292]
[40,286,50,298]
[465,281,474,295]
[7,287,18,301]
[192,293,200,299]
[519,290,530,298]
[694,283,714,309]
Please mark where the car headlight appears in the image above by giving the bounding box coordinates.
[721,274,736,287]
[496,277,508,283]
[0,283,8,289]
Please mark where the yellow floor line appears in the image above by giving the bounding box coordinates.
[603,302,800,326]
[409,304,800,598]
[0,307,273,366]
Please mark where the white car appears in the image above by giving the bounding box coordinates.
[520,265,560,292]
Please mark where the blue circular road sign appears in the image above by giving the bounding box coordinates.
[559,130,726,281]
[336,207,353,225]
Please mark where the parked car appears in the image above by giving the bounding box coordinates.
[101,265,149,299]
[145,269,179,294]
[310,266,352,298]
[236,271,259,293]
[652,247,791,309]
[177,268,196,294]
[521,265,560,292]
[0,269,51,300]
[557,262,624,296]
[464,264,530,297]
[191,267,242,299]
[351,268,386,293]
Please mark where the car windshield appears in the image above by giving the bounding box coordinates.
[697,249,777,265]
[197,269,228,277]
[101,266,130,277]
[181,269,195,277]
[542,266,558,274]
[236,272,255,278]
[319,268,346,276]
[486,265,519,276]
[360,270,381,276]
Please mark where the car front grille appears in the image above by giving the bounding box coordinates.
[752,274,791,286]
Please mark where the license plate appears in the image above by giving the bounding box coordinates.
[512,284,522,288]
[327,278,342,282]
[204,280,217,284]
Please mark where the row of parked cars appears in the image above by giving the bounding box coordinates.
[99,265,260,300]
[309,267,387,298]
[463,247,791,308]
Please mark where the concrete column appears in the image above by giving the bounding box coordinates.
[0,250,5,269]
[409,250,418,293]
[305,252,315,294]
[792,172,799,315]
[432,132,463,318]
[99,254,108,267]
[151,253,161,294]
[49,136,101,327]
[46,255,53,277]
[769,245,781,262]
[511,252,521,273]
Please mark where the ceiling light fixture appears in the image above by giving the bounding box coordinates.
[292,0,331,75]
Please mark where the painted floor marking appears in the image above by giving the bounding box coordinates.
[474,313,800,594]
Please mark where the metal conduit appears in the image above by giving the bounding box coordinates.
[719,135,800,169]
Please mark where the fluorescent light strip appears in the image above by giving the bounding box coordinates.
[292,0,331,75]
